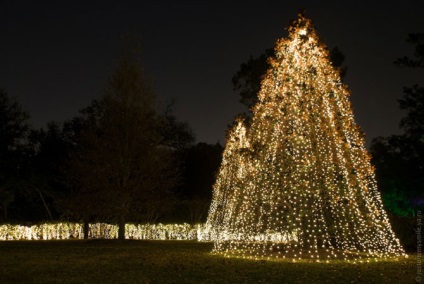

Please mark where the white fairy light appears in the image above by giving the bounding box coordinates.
[206,13,407,262]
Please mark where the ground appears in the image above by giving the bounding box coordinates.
[0,240,417,283]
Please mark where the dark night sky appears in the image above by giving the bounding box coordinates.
[1,1,423,146]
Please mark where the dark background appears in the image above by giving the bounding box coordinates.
[1,1,423,145]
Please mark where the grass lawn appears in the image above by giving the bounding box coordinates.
[0,240,417,283]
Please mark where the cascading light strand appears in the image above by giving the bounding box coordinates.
[206,12,407,262]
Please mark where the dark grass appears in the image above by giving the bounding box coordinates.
[0,240,417,283]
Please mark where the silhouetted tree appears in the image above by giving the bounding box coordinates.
[174,142,223,224]
[0,89,30,221]
[66,40,193,239]
[26,122,73,221]
[370,33,424,216]
[232,46,347,112]
[181,142,223,200]
[394,33,424,68]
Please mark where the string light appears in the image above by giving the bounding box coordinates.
[0,223,208,241]
[206,13,407,262]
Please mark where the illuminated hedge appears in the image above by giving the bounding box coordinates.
[0,223,209,241]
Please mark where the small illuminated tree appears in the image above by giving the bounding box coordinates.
[204,116,251,240]
[209,13,406,261]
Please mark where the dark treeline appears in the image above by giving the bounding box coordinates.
[369,33,424,250]
[0,40,223,239]
[370,33,424,217]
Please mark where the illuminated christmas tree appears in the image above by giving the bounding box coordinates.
[204,116,251,241]
[208,13,406,261]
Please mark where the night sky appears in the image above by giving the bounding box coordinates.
[1,1,423,146]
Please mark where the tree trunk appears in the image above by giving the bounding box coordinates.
[32,185,53,220]
[83,219,89,240]
[118,217,126,241]
[3,204,7,220]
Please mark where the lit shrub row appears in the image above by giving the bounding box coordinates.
[0,223,209,241]
[0,223,84,240]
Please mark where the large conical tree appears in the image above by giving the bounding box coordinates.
[208,13,406,261]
